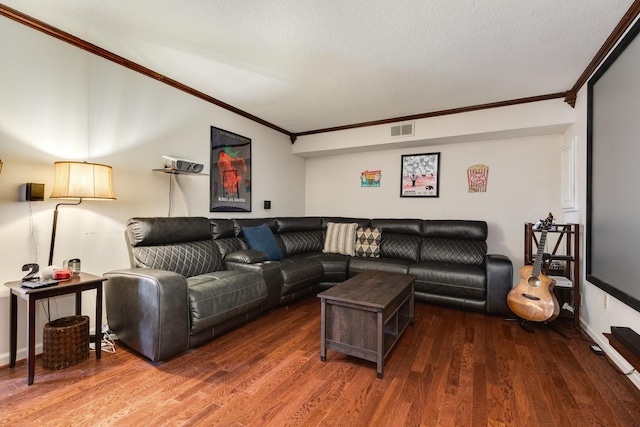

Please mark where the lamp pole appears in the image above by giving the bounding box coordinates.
[48,199,82,266]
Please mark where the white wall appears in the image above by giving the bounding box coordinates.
[303,126,564,272]
[0,17,305,366]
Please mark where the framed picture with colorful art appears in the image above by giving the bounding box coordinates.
[210,126,252,212]
[400,152,440,197]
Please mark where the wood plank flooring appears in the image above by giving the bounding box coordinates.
[2,296,640,426]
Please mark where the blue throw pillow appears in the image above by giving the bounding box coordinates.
[242,224,283,261]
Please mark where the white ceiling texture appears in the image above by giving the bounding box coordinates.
[1,0,636,135]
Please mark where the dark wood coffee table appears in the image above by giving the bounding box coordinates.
[318,271,415,378]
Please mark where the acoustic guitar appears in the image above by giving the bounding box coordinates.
[507,213,560,322]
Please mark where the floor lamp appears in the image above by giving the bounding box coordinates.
[48,161,116,266]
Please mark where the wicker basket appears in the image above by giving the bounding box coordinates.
[43,315,90,370]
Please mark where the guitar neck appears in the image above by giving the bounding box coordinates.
[532,230,548,276]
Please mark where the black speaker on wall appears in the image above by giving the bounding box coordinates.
[26,183,44,201]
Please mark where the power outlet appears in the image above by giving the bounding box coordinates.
[604,294,609,309]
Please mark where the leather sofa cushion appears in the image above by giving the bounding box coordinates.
[214,237,248,259]
[321,217,370,229]
[127,217,212,247]
[348,257,412,275]
[414,291,486,312]
[210,219,235,239]
[371,218,422,235]
[279,259,324,295]
[131,240,223,277]
[409,261,486,299]
[187,271,267,335]
[276,217,323,233]
[380,233,422,262]
[279,231,323,257]
[420,238,486,265]
[295,252,350,283]
[225,249,269,264]
[422,220,487,240]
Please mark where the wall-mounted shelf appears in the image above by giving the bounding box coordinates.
[152,168,209,176]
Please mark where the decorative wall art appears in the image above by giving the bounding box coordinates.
[210,126,252,212]
[361,170,381,187]
[400,152,440,197]
[467,164,489,192]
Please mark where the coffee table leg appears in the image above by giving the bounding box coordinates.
[320,298,326,362]
[377,309,383,378]
[410,284,415,325]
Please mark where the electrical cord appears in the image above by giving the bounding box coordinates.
[167,173,189,217]
[168,172,174,216]
[578,328,636,376]
[173,173,189,216]
[90,330,116,354]
[28,200,38,261]
[603,351,636,376]
[29,200,52,321]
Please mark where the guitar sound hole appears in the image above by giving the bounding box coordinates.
[527,276,541,288]
[522,293,541,301]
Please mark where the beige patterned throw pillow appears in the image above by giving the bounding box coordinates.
[323,222,358,256]
[355,227,382,258]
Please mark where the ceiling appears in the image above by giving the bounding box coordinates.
[1,0,637,135]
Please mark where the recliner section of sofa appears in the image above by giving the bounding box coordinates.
[104,217,271,362]
[104,215,513,363]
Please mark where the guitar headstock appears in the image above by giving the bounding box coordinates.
[534,212,554,230]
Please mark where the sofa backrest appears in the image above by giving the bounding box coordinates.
[209,219,248,258]
[126,217,223,277]
[232,218,278,236]
[370,218,423,262]
[320,217,371,229]
[124,216,492,273]
[420,220,487,265]
[276,217,324,257]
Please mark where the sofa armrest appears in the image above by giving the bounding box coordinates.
[103,268,190,362]
[224,260,283,310]
[485,254,514,316]
[225,249,269,264]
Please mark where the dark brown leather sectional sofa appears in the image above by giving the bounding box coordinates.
[104,216,513,362]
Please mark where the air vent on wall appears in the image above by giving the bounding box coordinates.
[390,122,414,138]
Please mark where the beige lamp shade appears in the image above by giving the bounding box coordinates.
[50,161,116,200]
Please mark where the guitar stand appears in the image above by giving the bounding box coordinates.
[518,319,570,340]
[519,319,535,333]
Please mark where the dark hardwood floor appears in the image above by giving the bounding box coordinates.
[2,296,640,426]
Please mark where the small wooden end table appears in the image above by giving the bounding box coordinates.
[4,272,106,385]
[318,271,415,378]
